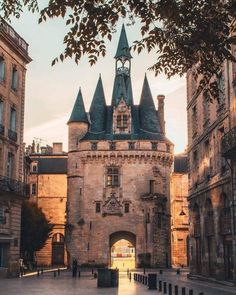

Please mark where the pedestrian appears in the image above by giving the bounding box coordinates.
[72,258,78,278]
[19,258,24,277]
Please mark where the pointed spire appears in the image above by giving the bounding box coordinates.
[89,75,107,132]
[114,24,132,59]
[139,75,161,133]
[68,88,89,124]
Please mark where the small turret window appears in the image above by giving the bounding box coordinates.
[117,114,128,129]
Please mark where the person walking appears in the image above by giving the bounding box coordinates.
[72,258,78,278]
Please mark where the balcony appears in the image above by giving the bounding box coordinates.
[0,124,4,136]
[0,175,29,197]
[222,126,236,159]
[0,17,28,53]
[8,129,17,142]
[204,216,215,236]
[220,215,232,235]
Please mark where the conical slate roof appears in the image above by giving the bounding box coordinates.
[114,24,132,59]
[68,88,89,124]
[139,75,161,133]
[89,75,107,132]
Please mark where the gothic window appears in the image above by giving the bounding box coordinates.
[128,142,135,150]
[91,142,97,150]
[151,142,157,150]
[124,203,130,213]
[106,167,119,187]
[11,66,18,91]
[96,202,101,213]
[109,142,116,150]
[31,183,36,195]
[0,57,5,82]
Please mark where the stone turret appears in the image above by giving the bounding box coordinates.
[157,94,165,135]
[68,88,89,151]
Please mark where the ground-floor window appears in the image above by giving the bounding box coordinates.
[0,243,9,267]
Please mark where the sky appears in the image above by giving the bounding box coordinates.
[11,9,187,154]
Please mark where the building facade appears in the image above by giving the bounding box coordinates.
[187,22,236,281]
[0,18,31,277]
[170,154,189,267]
[66,26,174,268]
[27,142,68,266]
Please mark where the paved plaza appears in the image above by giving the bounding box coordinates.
[0,270,235,295]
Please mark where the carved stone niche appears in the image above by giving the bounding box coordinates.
[102,192,123,217]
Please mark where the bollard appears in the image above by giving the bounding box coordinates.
[41,269,43,275]
[129,272,131,281]
[78,270,81,278]
[175,285,178,295]
[168,283,172,295]
[94,272,97,279]
[54,271,56,278]
[189,290,193,295]
[148,273,157,290]
[160,269,163,274]
[134,273,136,281]
[164,282,167,294]
[159,280,162,292]
[182,287,186,295]
[142,275,145,284]
[143,268,146,274]
[176,269,180,275]
[37,270,40,277]
[57,268,60,275]
[92,268,94,275]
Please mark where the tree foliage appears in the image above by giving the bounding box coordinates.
[21,201,53,260]
[1,0,236,98]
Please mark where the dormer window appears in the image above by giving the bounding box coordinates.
[113,98,131,134]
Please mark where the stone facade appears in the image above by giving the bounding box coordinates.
[0,18,31,277]
[187,21,236,282]
[27,142,68,266]
[170,154,189,267]
[66,26,174,268]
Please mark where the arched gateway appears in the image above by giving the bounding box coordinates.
[110,231,136,269]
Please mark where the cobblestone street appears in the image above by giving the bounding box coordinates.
[0,270,235,295]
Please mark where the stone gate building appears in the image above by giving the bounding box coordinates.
[66,26,173,268]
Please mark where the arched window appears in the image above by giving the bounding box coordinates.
[0,57,5,82]
[220,194,232,235]
[52,233,64,243]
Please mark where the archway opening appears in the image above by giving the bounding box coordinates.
[111,239,135,270]
[52,233,65,266]
[110,231,136,270]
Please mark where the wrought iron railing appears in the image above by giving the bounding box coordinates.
[222,125,236,158]
[0,124,4,135]
[8,129,17,142]
[0,175,29,197]
[0,17,28,52]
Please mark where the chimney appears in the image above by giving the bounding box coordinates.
[157,94,165,134]
[53,142,63,154]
